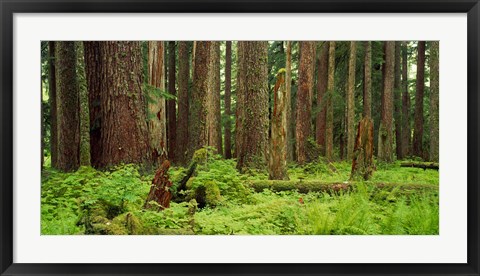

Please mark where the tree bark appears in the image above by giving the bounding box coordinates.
[207,41,222,154]
[346,41,357,161]
[144,160,173,210]
[268,71,289,180]
[413,41,426,158]
[48,42,58,168]
[76,42,91,167]
[363,41,372,119]
[325,41,336,161]
[316,42,329,155]
[224,41,233,159]
[401,41,411,158]
[377,41,395,163]
[55,42,80,172]
[167,41,177,162]
[393,42,403,160]
[84,41,150,168]
[188,41,211,160]
[296,41,316,165]
[236,41,269,170]
[429,41,439,162]
[176,41,190,165]
[285,41,294,161]
[350,117,375,180]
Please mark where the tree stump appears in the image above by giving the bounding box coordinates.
[350,117,375,180]
[144,160,173,211]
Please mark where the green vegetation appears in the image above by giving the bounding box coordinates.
[42,154,439,235]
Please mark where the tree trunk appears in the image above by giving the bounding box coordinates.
[401,41,411,158]
[429,41,439,162]
[84,42,150,168]
[76,42,91,167]
[377,41,395,163]
[363,41,372,119]
[350,117,375,180]
[285,41,294,161]
[346,41,357,161]
[188,41,211,160]
[393,42,403,159]
[48,42,58,169]
[413,41,426,158]
[325,41,336,161]
[147,41,167,165]
[236,41,269,170]
[55,42,80,172]
[295,41,316,165]
[176,41,190,165]
[268,71,289,180]
[207,41,222,154]
[144,160,173,210]
[316,41,329,155]
[224,41,233,159]
[167,41,177,162]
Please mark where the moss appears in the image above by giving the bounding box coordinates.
[204,181,222,206]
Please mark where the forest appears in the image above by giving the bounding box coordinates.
[41,41,439,235]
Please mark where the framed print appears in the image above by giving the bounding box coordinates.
[1,0,479,275]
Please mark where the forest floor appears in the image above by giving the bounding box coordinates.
[41,152,439,235]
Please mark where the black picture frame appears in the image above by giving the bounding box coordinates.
[1,0,479,275]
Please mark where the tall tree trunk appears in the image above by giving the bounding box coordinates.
[401,41,411,158]
[295,41,316,164]
[346,41,357,161]
[363,41,372,119]
[394,42,403,159]
[285,41,294,161]
[413,41,426,158]
[236,41,269,171]
[55,42,80,172]
[188,41,211,159]
[176,41,190,165]
[167,41,177,162]
[268,71,289,180]
[76,42,91,166]
[316,41,329,155]
[147,41,167,165]
[224,41,233,159]
[325,41,336,161]
[429,41,439,162]
[207,41,222,154]
[377,41,395,163]
[84,41,150,168]
[48,42,58,168]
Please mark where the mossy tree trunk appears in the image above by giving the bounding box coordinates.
[401,42,411,158]
[176,41,190,165]
[167,41,177,162]
[285,41,294,161]
[363,41,372,119]
[377,41,395,163]
[429,41,439,162]
[325,41,336,161]
[76,42,91,166]
[224,41,233,159]
[413,41,426,158]
[295,41,316,165]
[350,117,375,180]
[55,42,80,172]
[236,41,269,171]
[207,41,222,154]
[48,42,58,169]
[316,41,328,156]
[394,42,403,159]
[346,41,357,161]
[268,71,289,180]
[188,41,211,160]
[84,41,150,169]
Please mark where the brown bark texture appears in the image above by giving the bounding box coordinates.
[176,41,190,165]
[350,117,375,180]
[285,41,294,161]
[377,41,395,163]
[55,41,80,172]
[315,42,329,155]
[363,41,372,119]
[413,41,426,158]
[394,42,403,159]
[207,41,222,154]
[48,42,58,168]
[224,41,233,159]
[235,41,269,171]
[167,41,177,161]
[295,41,316,164]
[429,41,439,162]
[346,41,357,161]
[325,41,336,161]
[76,42,91,167]
[144,160,173,210]
[401,42,411,158]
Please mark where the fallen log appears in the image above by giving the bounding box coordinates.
[400,162,439,170]
[247,180,438,194]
